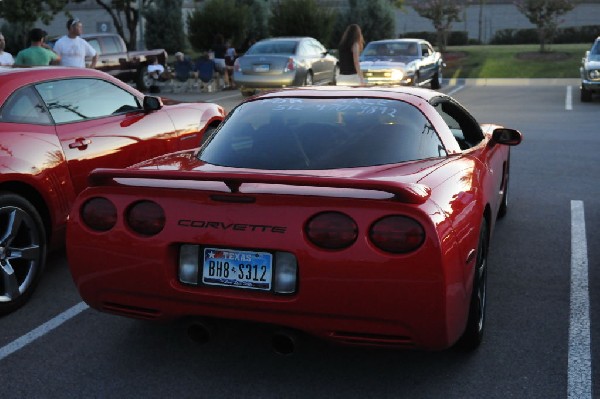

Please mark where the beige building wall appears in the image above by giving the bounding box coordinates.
[398,2,600,43]
[2,0,598,46]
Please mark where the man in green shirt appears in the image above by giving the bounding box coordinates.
[14,28,61,66]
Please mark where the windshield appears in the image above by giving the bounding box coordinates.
[246,41,298,55]
[199,97,446,170]
[590,41,600,60]
[361,42,419,61]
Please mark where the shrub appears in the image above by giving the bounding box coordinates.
[491,25,600,45]
[399,31,468,46]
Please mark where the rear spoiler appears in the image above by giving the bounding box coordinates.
[88,168,431,205]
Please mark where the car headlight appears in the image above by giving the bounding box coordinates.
[391,69,404,81]
[590,69,600,79]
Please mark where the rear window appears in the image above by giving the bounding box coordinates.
[246,41,298,55]
[199,97,446,170]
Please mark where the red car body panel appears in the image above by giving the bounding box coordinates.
[66,86,520,350]
[0,67,225,249]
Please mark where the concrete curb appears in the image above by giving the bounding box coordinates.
[158,79,582,102]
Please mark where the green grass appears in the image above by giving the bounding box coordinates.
[443,43,588,79]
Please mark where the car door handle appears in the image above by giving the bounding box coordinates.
[69,138,92,150]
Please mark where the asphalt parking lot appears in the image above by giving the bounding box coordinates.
[1,79,597,399]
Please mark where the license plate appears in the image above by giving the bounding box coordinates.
[253,64,270,72]
[202,248,272,291]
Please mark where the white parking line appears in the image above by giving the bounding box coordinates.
[0,301,88,361]
[568,200,591,399]
[447,85,465,96]
[566,86,573,111]
[210,92,242,101]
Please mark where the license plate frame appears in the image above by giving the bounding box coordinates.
[202,247,273,291]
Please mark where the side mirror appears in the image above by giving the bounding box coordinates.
[143,95,163,112]
[491,128,522,146]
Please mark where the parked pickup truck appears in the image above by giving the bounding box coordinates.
[50,33,167,91]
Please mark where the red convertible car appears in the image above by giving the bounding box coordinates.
[67,86,522,352]
[0,67,224,314]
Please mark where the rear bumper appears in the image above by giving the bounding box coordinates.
[69,242,468,351]
[81,281,454,350]
[233,72,299,89]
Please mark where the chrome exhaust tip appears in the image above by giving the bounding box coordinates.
[187,321,213,344]
[271,330,297,355]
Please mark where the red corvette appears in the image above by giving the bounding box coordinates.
[67,86,522,351]
[0,67,224,314]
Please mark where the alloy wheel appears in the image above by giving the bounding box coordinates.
[0,196,45,314]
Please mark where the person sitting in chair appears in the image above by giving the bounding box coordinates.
[195,54,217,92]
[173,51,196,83]
[147,55,170,81]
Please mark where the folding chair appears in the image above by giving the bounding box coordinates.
[196,59,217,92]
[171,58,196,93]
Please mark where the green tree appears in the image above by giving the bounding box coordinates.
[0,0,73,50]
[334,0,398,46]
[413,0,469,51]
[144,0,185,53]
[269,0,338,47]
[90,0,155,50]
[515,0,575,52]
[236,0,269,49]
[187,0,250,51]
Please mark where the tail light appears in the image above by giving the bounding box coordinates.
[234,58,241,72]
[126,200,165,236]
[284,57,295,72]
[305,212,357,250]
[80,197,117,232]
[369,216,425,253]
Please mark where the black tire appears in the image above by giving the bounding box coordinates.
[0,193,47,315]
[456,218,489,350]
[136,66,150,92]
[331,65,340,85]
[431,68,442,90]
[412,72,420,86]
[304,71,314,86]
[498,156,510,218]
[580,87,592,102]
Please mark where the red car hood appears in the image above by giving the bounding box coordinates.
[91,150,455,205]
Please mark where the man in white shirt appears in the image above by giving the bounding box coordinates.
[53,18,98,68]
[0,33,15,66]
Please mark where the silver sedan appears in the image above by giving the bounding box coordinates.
[233,37,339,96]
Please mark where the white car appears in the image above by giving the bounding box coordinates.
[360,39,443,89]
[580,36,600,102]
